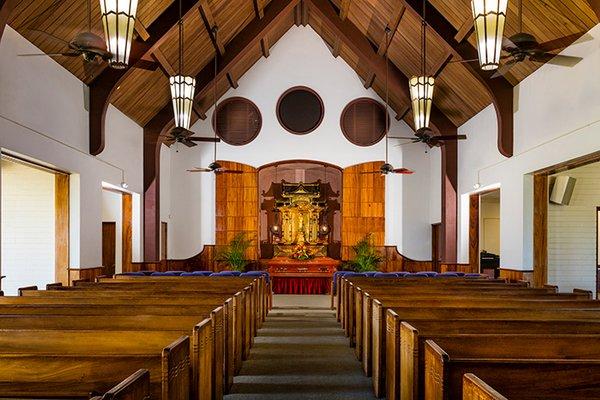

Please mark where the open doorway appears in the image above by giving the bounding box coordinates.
[469,189,500,277]
[1,155,69,294]
[102,188,133,274]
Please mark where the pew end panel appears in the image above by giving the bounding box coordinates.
[193,318,213,400]
[100,369,151,400]
[423,340,449,400]
[462,373,507,400]
[162,335,191,400]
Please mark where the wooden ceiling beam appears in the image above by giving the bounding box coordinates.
[0,0,18,44]
[363,70,375,88]
[586,1,600,20]
[377,5,405,56]
[193,104,207,120]
[88,0,207,156]
[261,37,270,57]
[432,52,453,78]
[198,0,225,56]
[453,17,474,43]
[294,3,302,26]
[339,0,352,20]
[151,49,177,76]
[134,20,151,41]
[253,0,265,19]
[301,0,309,26]
[398,0,515,157]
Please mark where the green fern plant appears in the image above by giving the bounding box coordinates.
[217,233,252,271]
[350,233,383,272]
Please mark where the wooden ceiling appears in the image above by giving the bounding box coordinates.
[8,0,598,130]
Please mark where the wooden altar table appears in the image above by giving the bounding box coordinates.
[264,257,340,295]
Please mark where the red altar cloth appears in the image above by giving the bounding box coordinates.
[265,257,340,295]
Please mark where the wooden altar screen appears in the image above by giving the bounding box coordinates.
[215,161,259,264]
[341,161,386,260]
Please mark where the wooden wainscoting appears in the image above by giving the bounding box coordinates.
[499,268,534,284]
[127,245,218,273]
[341,161,385,260]
[440,263,478,274]
[68,267,104,284]
[380,246,434,272]
[215,161,259,261]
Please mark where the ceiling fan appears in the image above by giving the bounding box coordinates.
[18,0,110,79]
[159,127,220,148]
[361,27,414,177]
[389,128,467,147]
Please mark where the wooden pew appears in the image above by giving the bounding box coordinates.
[372,305,600,397]
[424,335,600,399]
[0,302,225,400]
[90,369,151,400]
[393,318,600,400]
[462,374,507,400]
[0,331,190,400]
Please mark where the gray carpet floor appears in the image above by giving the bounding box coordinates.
[224,295,378,399]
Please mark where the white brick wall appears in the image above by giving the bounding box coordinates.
[1,159,55,295]
[548,163,600,294]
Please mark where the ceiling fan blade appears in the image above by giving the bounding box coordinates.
[530,53,582,67]
[448,58,479,64]
[359,171,382,174]
[188,137,221,142]
[392,168,414,174]
[218,169,244,174]
[187,168,212,173]
[501,37,518,51]
[19,52,77,57]
[163,139,176,147]
[538,32,593,52]
[491,59,518,78]
[434,135,467,141]
[388,136,420,140]
[25,28,70,46]
[395,141,421,147]
[181,139,198,148]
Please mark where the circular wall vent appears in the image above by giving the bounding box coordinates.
[213,97,262,146]
[340,97,388,146]
[276,86,324,135]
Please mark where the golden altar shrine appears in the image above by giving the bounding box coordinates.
[264,181,340,294]
[265,257,340,294]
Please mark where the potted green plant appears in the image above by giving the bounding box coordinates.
[350,233,383,272]
[217,233,252,272]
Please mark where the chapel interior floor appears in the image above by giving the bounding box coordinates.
[224,294,377,399]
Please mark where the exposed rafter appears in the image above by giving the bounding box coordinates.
[199,0,225,55]
[331,37,341,57]
[88,0,206,156]
[431,52,453,78]
[227,72,239,88]
[363,70,375,88]
[453,17,473,43]
[151,49,177,76]
[134,20,151,41]
[301,0,309,25]
[253,0,265,19]
[338,0,352,20]
[261,37,270,57]
[398,0,515,157]
[377,5,405,56]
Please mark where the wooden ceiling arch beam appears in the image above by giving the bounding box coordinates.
[141,0,300,261]
[586,1,600,20]
[398,0,515,157]
[88,0,207,156]
[0,0,17,43]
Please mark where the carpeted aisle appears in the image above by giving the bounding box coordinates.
[224,295,377,400]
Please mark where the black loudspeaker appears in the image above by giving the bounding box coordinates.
[550,176,576,205]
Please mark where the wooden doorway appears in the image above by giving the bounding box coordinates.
[469,189,501,277]
[161,222,168,261]
[102,222,116,275]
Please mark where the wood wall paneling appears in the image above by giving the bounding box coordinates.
[533,174,548,288]
[54,174,69,285]
[341,161,385,261]
[215,161,259,265]
[122,193,133,272]
[469,193,480,272]
[68,267,105,285]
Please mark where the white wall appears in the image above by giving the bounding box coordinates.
[160,145,172,258]
[101,189,122,273]
[457,24,600,269]
[165,26,438,260]
[479,194,500,255]
[1,160,55,294]
[548,163,600,293]
[0,26,143,270]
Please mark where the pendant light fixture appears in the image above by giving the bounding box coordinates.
[409,0,435,133]
[169,0,196,130]
[471,0,508,71]
[99,0,139,68]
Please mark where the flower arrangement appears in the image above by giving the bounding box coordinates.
[350,233,383,272]
[290,243,314,261]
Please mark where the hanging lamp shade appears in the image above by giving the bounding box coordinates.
[471,0,508,71]
[169,75,196,130]
[99,0,139,68]
[409,75,435,131]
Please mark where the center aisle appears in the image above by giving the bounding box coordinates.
[225,295,378,400]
